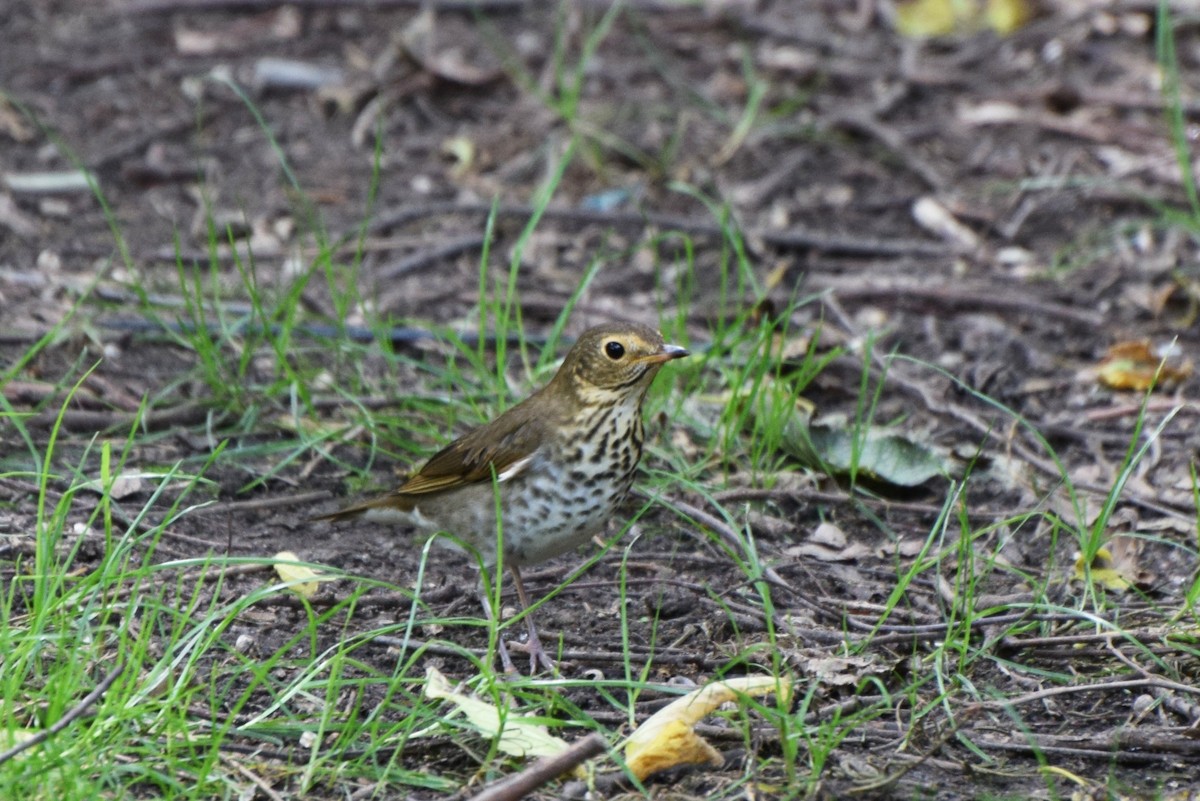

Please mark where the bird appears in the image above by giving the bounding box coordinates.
[318,322,688,672]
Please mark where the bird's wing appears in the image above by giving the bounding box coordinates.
[392,408,546,497]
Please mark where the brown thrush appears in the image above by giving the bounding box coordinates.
[319,322,688,671]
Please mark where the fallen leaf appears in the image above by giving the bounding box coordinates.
[895,0,1033,37]
[803,655,879,686]
[786,523,873,562]
[894,0,958,36]
[1072,546,1131,593]
[810,522,846,548]
[782,412,949,488]
[786,540,872,562]
[912,196,980,250]
[272,551,330,598]
[440,135,476,178]
[79,470,150,500]
[424,667,578,765]
[1096,340,1192,391]
[625,675,790,781]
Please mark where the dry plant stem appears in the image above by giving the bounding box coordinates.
[0,662,125,766]
[377,234,488,281]
[192,490,333,515]
[121,0,523,12]
[978,734,1200,764]
[26,401,221,432]
[828,109,947,190]
[366,200,951,259]
[813,277,1105,328]
[988,676,1200,713]
[1085,398,1198,422]
[467,733,607,801]
[371,635,729,669]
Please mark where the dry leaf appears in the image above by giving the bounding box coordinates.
[440,135,476,178]
[803,655,879,686]
[625,675,790,781]
[423,667,578,766]
[1072,545,1133,593]
[783,413,949,488]
[1096,340,1192,391]
[81,471,149,500]
[895,0,1032,37]
[810,522,846,548]
[985,0,1033,33]
[912,196,980,250]
[272,551,328,598]
[787,523,872,562]
[894,0,958,36]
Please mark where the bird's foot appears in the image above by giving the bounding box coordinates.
[507,624,558,675]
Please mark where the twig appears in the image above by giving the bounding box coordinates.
[467,733,607,801]
[811,277,1105,328]
[192,490,332,515]
[118,0,525,13]
[366,200,950,258]
[986,676,1200,712]
[0,662,125,766]
[377,235,488,281]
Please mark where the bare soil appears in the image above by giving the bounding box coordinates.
[3,1,1200,799]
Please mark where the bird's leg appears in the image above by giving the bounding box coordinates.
[477,582,517,674]
[506,564,557,674]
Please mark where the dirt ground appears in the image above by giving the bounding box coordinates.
[3,1,1200,799]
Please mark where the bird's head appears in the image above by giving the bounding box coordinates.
[556,322,689,403]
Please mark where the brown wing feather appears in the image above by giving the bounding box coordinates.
[389,400,550,497]
[316,381,568,523]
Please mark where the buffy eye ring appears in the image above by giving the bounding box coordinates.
[604,341,625,360]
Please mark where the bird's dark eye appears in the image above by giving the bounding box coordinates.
[604,341,625,360]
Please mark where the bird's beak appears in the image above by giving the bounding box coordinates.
[641,343,690,365]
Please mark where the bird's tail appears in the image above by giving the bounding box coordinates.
[311,503,369,523]
[312,493,416,524]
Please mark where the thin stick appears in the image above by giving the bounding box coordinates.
[467,733,608,801]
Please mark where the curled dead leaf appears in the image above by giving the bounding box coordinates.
[625,676,790,781]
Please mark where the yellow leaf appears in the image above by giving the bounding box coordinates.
[272,551,328,598]
[895,0,959,36]
[986,0,1032,34]
[1072,547,1132,593]
[424,667,577,765]
[625,675,790,781]
[1096,340,1192,391]
[441,136,475,178]
[896,0,1032,37]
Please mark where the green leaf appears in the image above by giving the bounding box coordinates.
[782,414,948,488]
